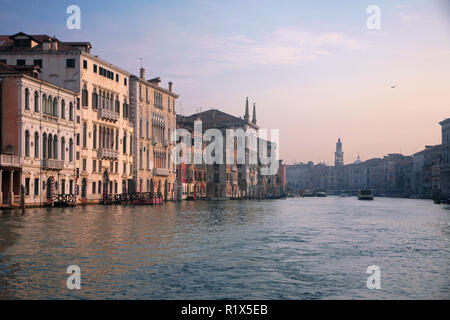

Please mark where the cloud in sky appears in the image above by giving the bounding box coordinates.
[160,27,364,79]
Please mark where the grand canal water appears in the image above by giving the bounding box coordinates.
[0,197,449,299]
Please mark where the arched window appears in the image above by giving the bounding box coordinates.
[93,124,97,149]
[48,134,53,160]
[130,135,133,154]
[115,129,118,151]
[82,122,87,148]
[147,144,150,169]
[34,132,39,158]
[34,91,39,112]
[43,133,47,159]
[61,100,65,119]
[82,84,88,107]
[25,130,30,157]
[115,97,120,114]
[25,88,30,110]
[123,131,127,154]
[69,102,73,121]
[53,136,58,159]
[53,98,58,116]
[61,137,65,160]
[81,178,87,198]
[47,96,52,115]
[42,94,47,114]
[69,138,73,162]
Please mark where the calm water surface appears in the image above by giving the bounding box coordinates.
[0,197,449,299]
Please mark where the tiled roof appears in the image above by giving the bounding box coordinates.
[180,109,246,128]
[0,32,89,53]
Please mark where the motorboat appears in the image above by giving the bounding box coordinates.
[357,189,374,200]
[316,189,327,197]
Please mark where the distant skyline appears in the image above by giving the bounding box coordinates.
[1,0,449,164]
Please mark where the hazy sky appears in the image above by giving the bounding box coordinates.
[1,0,449,164]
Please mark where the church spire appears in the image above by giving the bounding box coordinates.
[252,103,256,124]
[244,97,249,121]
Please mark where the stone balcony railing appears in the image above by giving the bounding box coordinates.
[97,148,119,160]
[41,159,64,170]
[153,168,170,176]
[98,108,119,121]
[0,154,22,167]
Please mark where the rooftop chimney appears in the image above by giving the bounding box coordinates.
[140,67,146,80]
[50,36,58,51]
[168,81,173,92]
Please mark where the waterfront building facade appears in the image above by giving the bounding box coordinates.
[439,118,450,199]
[0,32,134,203]
[176,100,277,199]
[129,68,178,200]
[0,63,78,206]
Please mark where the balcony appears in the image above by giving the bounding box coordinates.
[98,108,119,121]
[154,168,170,176]
[0,154,21,167]
[41,159,64,170]
[98,148,119,160]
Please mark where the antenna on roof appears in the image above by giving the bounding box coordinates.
[137,58,143,68]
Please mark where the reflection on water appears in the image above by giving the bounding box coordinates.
[0,197,449,299]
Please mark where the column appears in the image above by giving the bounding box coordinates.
[10,170,14,205]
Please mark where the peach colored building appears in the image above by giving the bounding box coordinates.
[0,63,78,206]
[0,32,134,203]
[129,67,178,200]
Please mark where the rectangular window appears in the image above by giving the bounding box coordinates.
[70,180,73,194]
[66,59,75,68]
[83,59,87,69]
[25,178,30,195]
[17,59,25,66]
[93,159,97,172]
[82,159,87,171]
[98,181,102,194]
[76,133,80,146]
[92,182,96,194]
[34,178,39,196]
[115,162,118,173]
[93,64,97,73]
[124,78,127,86]
[116,74,119,82]
[123,162,126,175]
[0,59,6,64]
[61,180,66,194]
[76,151,80,160]
[33,59,42,68]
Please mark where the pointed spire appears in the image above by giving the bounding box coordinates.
[244,97,249,121]
[252,103,256,124]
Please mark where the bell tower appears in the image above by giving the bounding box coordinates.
[334,137,344,167]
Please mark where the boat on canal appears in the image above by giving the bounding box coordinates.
[316,189,327,197]
[357,189,374,200]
